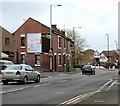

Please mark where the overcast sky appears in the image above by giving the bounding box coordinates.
[0,0,119,52]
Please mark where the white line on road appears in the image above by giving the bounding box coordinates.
[106,80,117,91]
[58,80,68,83]
[57,91,98,106]
[0,86,30,94]
[41,83,51,86]
[97,79,113,92]
[33,85,41,88]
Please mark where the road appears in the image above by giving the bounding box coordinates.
[1,69,119,106]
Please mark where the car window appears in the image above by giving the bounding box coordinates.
[28,65,34,71]
[83,65,91,68]
[6,65,22,70]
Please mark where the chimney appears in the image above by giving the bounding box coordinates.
[52,25,57,29]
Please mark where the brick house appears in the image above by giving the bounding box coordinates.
[0,26,14,60]
[13,17,74,72]
[100,50,119,67]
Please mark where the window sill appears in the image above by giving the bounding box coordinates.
[21,46,25,48]
[35,64,41,66]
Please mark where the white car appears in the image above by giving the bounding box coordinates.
[1,64,41,85]
[0,60,14,70]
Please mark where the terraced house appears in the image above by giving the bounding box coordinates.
[0,26,14,60]
[13,17,74,72]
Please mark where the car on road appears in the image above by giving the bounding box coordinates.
[1,64,41,85]
[82,65,95,75]
[0,60,14,70]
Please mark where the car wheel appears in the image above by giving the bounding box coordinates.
[35,75,40,83]
[2,81,8,85]
[23,76,28,84]
[82,72,84,74]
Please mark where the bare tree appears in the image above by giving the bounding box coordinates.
[65,29,87,53]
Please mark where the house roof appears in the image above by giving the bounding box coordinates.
[102,50,117,57]
[12,17,50,35]
[13,17,74,43]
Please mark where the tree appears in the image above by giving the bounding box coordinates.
[65,29,88,65]
[65,29,87,53]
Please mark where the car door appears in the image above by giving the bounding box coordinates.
[28,65,37,80]
[25,65,33,80]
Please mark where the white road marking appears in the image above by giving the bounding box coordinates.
[33,85,41,88]
[58,91,98,106]
[41,83,51,86]
[106,80,117,91]
[97,79,113,92]
[0,86,30,94]
[58,80,68,83]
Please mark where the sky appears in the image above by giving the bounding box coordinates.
[0,0,119,52]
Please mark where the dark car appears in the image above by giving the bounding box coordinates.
[82,65,95,75]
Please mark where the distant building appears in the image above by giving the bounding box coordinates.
[76,49,95,65]
[0,26,14,60]
[13,17,74,72]
[100,50,119,67]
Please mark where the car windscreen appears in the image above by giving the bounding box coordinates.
[6,65,22,70]
[83,65,91,68]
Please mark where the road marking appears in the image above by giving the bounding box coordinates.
[0,86,30,94]
[41,83,51,86]
[57,91,98,106]
[97,79,113,92]
[33,85,41,88]
[106,80,117,91]
[58,80,68,83]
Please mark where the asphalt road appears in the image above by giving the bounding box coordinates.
[1,69,119,106]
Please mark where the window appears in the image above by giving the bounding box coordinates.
[5,38,10,46]
[21,37,25,46]
[63,54,66,65]
[58,36,61,48]
[64,39,66,48]
[35,55,40,66]
[58,54,61,65]
[21,54,25,64]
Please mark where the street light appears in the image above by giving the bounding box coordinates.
[114,40,118,51]
[73,27,81,71]
[106,34,110,69]
[49,4,62,71]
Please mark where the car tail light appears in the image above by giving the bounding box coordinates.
[16,71,21,75]
[2,66,7,70]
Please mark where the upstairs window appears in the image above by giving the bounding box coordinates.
[64,39,66,48]
[21,37,25,46]
[5,38,10,46]
[58,36,61,48]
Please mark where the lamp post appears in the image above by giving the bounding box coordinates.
[49,4,62,71]
[114,40,118,51]
[73,27,81,71]
[106,34,110,69]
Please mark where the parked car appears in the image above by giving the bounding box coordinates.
[95,66,105,69]
[82,65,95,75]
[1,64,41,84]
[0,60,14,70]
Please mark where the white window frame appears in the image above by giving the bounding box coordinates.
[35,54,41,66]
[20,34,25,48]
